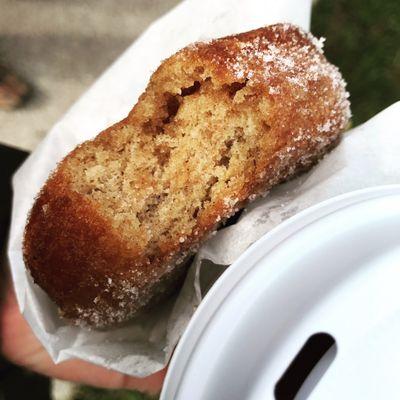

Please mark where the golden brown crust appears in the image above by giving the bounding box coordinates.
[23,24,350,327]
[24,171,190,325]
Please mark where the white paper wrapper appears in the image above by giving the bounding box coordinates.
[8,0,399,377]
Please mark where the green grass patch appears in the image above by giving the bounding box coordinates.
[312,0,400,126]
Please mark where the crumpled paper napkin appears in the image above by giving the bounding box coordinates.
[9,0,399,378]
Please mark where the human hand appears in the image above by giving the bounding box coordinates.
[0,278,166,396]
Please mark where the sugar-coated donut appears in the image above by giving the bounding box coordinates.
[23,24,350,327]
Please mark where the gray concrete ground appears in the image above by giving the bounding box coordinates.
[0,0,180,151]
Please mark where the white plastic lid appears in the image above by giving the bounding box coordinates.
[161,185,400,400]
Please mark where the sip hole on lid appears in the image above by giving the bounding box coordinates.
[274,333,336,400]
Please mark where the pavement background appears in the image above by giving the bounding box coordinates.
[0,0,180,151]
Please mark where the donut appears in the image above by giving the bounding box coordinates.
[23,24,350,327]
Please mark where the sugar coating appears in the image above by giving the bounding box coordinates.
[24,24,350,328]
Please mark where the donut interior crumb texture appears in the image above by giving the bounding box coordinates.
[23,24,350,327]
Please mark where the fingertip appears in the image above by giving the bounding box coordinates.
[122,366,167,395]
